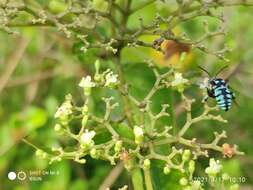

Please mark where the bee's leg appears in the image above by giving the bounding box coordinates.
[232,94,239,107]
[232,92,236,99]
[202,95,209,103]
[228,85,236,100]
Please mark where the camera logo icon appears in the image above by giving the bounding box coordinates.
[8,171,16,180]
[17,171,27,180]
[8,171,27,181]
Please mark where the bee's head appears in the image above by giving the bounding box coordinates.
[208,78,217,89]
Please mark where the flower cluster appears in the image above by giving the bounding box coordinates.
[80,129,96,150]
[171,72,189,92]
[7,0,249,188]
[29,61,244,190]
[205,158,222,176]
[54,94,73,125]
[78,61,119,96]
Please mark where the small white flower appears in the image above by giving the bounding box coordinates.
[80,129,96,147]
[133,125,144,144]
[171,72,189,87]
[79,76,96,96]
[105,71,118,87]
[205,158,222,176]
[54,101,72,119]
[79,75,96,88]
[199,77,209,89]
[171,72,189,92]
[134,125,144,137]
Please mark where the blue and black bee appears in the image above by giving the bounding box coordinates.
[199,65,236,111]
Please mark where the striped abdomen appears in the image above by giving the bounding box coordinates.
[214,85,233,111]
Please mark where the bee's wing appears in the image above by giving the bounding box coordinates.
[227,85,240,107]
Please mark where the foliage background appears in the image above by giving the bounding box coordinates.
[0,0,253,190]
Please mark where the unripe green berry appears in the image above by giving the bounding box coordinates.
[49,0,68,14]
[143,159,151,169]
[42,152,48,159]
[56,157,62,162]
[182,149,191,161]
[75,158,86,164]
[54,124,62,132]
[179,177,188,186]
[133,126,144,145]
[90,148,98,159]
[35,149,44,157]
[82,115,88,127]
[163,166,171,175]
[188,160,195,174]
[92,0,108,13]
[124,158,134,171]
[114,140,123,152]
[84,87,91,96]
[95,60,100,74]
[94,74,102,82]
[82,105,89,114]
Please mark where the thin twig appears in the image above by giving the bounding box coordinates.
[0,37,30,93]
[98,162,124,190]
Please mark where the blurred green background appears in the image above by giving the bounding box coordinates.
[0,1,253,190]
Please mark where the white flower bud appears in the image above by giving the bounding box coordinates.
[54,124,62,132]
[90,148,98,159]
[133,125,144,144]
[205,158,222,176]
[79,76,96,96]
[182,149,191,161]
[163,166,171,175]
[42,152,48,159]
[114,140,123,152]
[171,72,189,92]
[179,177,188,186]
[36,149,47,159]
[143,159,151,169]
[80,130,96,150]
[54,97,72,124]
[35,149,44,157]
[105,71,118,88]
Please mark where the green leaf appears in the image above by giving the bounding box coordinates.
[69,179,88,190]
[25,107,48,130]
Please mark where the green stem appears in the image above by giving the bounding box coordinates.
[144,169,154,190]
[131,168,145,190]
[168,91,177,135]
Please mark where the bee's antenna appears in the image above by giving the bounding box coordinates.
[198,66,211,77]
[215,65,229,78]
